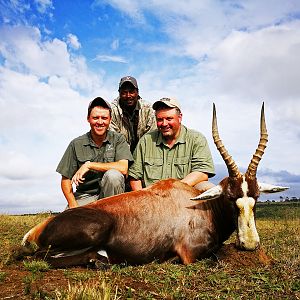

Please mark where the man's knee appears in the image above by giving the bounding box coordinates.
[100,169,125,198]
[102,169,124,184]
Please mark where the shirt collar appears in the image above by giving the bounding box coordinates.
[85,131,112,147]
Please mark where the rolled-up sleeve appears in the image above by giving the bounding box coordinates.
[191,133,215,177]
[56,141,78,179]
[115,134,134,162]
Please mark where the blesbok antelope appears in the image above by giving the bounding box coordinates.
[21,103,288,267]
[191,103,288,250]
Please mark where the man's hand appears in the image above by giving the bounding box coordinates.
[72,161,91,186]
[129,177,143,191]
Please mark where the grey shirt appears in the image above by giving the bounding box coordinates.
[56,130,133,195]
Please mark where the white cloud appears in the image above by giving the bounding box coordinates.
[213,21,300,103]
[0,25,104,93]
[0,0,53,25]
[0,25,70,77]
[102,0,300,59]
[67,33,81,50]
[5,0,30,14]
[0,65,89,214]
[111,39,119,50]
[0,175,64,214]
[208,19,300,154]
[93,54,128,63]
[97,0,144,22]
[34,0,53,14]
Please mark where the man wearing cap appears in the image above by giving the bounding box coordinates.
[110,76,156,153]
[56,97,133,209]
[129,97,215,191]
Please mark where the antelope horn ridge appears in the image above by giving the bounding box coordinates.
[212,103,241,178]
[245,102,268,179]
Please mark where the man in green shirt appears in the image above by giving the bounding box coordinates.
[129,97,215,191]
[57,97,133,208]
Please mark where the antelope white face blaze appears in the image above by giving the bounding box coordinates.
[235,176,260,250]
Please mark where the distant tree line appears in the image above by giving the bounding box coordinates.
[260,196,300,203]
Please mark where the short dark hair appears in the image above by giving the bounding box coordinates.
[88,97,111,116]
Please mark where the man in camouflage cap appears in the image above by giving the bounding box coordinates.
[110,76,156,153]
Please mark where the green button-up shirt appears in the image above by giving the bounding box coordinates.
[129,125,215,187]
[56,130,133,195]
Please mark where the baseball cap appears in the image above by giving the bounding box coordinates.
[152,97,181,111]
[88,97,111,115]
[118,76,138,90]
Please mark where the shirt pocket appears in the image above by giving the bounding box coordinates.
[104,149,115,162]
[76,153,94,167]
[174,157,190,179]
[144,158,163,180]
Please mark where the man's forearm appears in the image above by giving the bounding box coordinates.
[72,160,128,186]
[61,176,78,208]
[87,160,128,175]
[181,171,209,187]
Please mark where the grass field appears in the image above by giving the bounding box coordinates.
[0,202,299,299]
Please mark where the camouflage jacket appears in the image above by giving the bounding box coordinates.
[110,97,156,152]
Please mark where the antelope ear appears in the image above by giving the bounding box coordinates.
[258,182,289,193]
[191,185,223,200]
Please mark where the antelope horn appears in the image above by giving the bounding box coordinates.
[245,102,268,179]
[212,103,241,178]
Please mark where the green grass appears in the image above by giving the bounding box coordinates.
[256,201,300,219]
[23,259,51,272]
[0,203,299,299]
[63,269,96,282]
[0,271,6,282]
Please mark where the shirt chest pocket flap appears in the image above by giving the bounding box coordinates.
[144,157,163,179]
[174,157,190,177]
[76,153,94,166]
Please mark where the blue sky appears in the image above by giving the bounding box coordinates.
[0,0,300,214]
